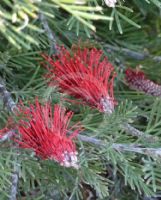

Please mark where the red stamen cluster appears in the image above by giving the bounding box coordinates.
[2,99,80,168]
[43,47,116,114]
[125,68,161,97]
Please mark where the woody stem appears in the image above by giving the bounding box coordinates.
[40,13,58,55]
[104,43,161,62]
[102,102,158,143]
[0,78,16,112]
[78,135,161,157]
[122,123,158,142]
[0,77,19,200]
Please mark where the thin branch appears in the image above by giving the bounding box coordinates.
[10,144,19,198]
[9,165,19,200]
[104,44,161,62]
[0,130,15,142]
[0,79,16,112]
[0,77,18,200]
[123,123,158,143]
[105,112,158,143]
[40,13,58,55]
[0,78,16,142]
[144,196,161,200]
[9,139,20,200]
[9,137,19,199]
[78,135,161,157]
[78,135,142,149]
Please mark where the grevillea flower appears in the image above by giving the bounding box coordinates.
[43,47,116,114]
[125,68,161,97]
[1,99,80,168]
[104,0,117,7]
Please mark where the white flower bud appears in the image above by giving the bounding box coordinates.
[104,0,117,7]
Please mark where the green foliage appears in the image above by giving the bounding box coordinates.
[0,149,17,198]
[145,99,161,137]
[0,0,161,199]
[0,0,160,49]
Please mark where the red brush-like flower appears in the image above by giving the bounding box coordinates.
[3,99,80,168]
[43,47,116,114]
[125,68,161,97]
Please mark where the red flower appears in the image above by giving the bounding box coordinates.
[1,99,80,168]
[43,47,116,114]
[125,68,161,97]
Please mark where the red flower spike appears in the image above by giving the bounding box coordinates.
[43,48,117,114]
[125,68,161,97]
[14,100,80,169]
